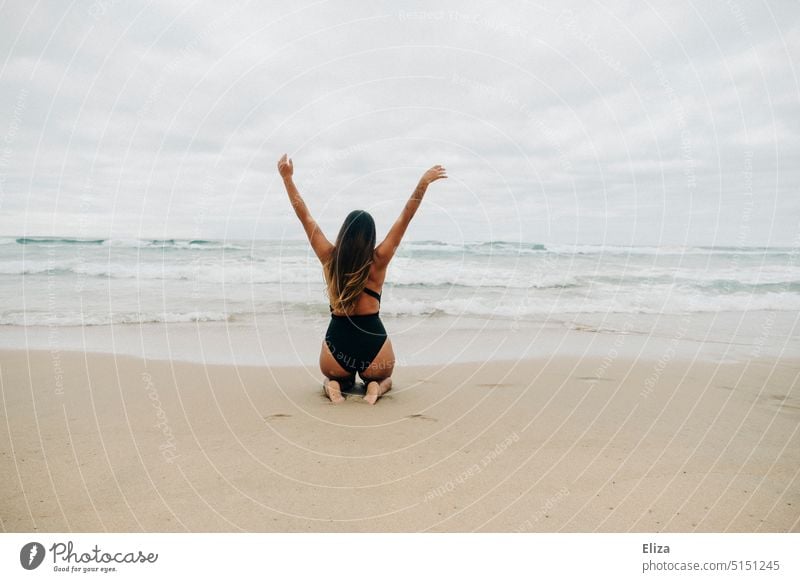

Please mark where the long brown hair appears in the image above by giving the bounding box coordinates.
[325,210,377,313]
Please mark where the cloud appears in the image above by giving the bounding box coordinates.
[0,0,798,245]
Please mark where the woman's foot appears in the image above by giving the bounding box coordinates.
[323,379,346,403]
[364,378,392,405]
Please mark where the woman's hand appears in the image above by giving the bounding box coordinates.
[277,153,294,180]
[419,165,447,186]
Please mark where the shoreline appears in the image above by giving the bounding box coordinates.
[0,309,796,367]
[1,347,798,532]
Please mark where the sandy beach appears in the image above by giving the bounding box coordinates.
[2,346,798,532]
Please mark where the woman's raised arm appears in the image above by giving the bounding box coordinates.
[375,164,447,266]
[278,153,333,263]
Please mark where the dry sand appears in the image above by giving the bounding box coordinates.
[1,348,798,532]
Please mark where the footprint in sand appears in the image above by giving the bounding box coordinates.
[573,324,600,333]
[406,413,437,422]
[264,413,292,421]
[762,394,800,414]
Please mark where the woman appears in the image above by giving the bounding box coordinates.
[277,153,447,404]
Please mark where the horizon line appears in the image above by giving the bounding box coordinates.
[4,235,798,249]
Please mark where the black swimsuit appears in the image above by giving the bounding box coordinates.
[325,287,388,378]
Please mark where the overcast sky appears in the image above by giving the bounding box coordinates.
[1,0,798,245]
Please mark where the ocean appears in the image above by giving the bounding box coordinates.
[1,236,799,327]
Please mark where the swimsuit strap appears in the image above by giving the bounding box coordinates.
[329,286,382,313]
[363,287,381,302]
